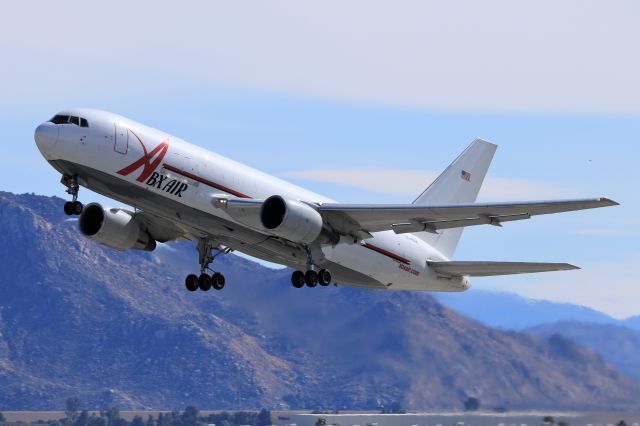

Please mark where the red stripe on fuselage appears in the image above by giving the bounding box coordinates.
[362,242,410,265]
[163,164,252,199]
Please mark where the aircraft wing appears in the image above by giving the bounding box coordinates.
[318,197,618,236]
[427,261,579,277]
[135,210,192,242]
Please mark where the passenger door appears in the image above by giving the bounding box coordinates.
[114,124,128,154]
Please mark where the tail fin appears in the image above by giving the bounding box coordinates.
[413,138,497,259]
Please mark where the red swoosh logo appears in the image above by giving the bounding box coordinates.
[117,130,169,182]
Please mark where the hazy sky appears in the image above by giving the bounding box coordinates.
[1,1,638,318]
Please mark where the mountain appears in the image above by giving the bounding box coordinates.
[625,316,640,330]
[528,321,640,379]
[435,290,640,380]
[435,290,633,330]
[1,191,639,411]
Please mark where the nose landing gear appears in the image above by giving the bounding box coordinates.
[62,174,83,215]
[184,239,229,292]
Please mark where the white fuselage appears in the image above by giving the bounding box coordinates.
[35,109,469,292]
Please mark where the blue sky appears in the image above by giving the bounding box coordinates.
[1,1,638,318]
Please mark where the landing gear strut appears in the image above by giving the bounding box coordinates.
[184,239,229,292]
[62,174,83,215]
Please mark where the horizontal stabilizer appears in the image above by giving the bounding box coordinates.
[427,261,579,277]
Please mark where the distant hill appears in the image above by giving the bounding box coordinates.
[1,191,639,411]
[435,288,640,381]
[625,316,640,330]
[435,290,637,330]
[528,321,640,379]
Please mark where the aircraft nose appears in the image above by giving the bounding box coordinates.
[34,122,59,156]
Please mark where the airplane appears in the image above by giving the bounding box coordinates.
[34,109,618,292]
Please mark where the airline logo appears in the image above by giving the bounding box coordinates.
[461,170,471,182]
[117,132,169,182]
[144,171,189,198]
[117,132,188,198]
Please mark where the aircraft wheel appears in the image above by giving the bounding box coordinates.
[291,271,305,288]
[318,269,332,286]
[72,201,83,215]
[212,273,225,290]
[305,270,318,287]
[198,273,212,291]
[185,274,199,292]
[63,201,74,216]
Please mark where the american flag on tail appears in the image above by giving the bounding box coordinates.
[461,170,471,182]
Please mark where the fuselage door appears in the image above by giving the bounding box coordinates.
[114,124,128,154]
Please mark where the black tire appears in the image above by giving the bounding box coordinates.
[198,273,212,291]
[63,201,74,215]
[291,270,305,288]
[305,270,318,287]
[72,201,83,215]
[212,273,225,290]
[318,269,332,286]
[185,274,199,292]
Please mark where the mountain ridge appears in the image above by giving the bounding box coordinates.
[436,290,639,331]
[0,191,638,411]
[528,320,640,379]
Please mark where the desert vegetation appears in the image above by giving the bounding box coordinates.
[5,399,272,426]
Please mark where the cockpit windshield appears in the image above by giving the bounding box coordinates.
[49,115,69,124]
[49,115,89,127]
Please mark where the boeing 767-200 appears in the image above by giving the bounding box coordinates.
[34,109,618,292]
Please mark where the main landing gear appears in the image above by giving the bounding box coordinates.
[291,268,332,288]
[62,174,83,215]
[185,239,229,292]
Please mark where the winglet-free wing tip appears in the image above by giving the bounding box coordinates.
[599,197,619,206]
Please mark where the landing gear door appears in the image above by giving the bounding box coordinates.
[114,124,128,154]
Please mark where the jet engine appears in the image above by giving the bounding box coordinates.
[78,203,156,251]
[260,195,323,244]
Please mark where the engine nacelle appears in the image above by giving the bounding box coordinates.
[260,195,323,244]
[78,203,156,251]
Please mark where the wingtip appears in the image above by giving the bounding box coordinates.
[599,197,620,206]
[566,264,580,271]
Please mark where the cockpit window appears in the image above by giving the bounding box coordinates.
[49,115,70,124]
[48,114,89,127]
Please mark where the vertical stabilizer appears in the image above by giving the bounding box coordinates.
[413,139,497,259]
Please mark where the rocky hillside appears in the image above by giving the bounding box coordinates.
[529,321,640,379]
[0,191,639,411]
